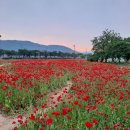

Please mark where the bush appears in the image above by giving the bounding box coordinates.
[87,54,99,62]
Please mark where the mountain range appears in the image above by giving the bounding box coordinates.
[0,40,75,53]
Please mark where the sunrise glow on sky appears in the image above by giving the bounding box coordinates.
[0,0,130,52]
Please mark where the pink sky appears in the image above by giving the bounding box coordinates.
[2,33,92,52]
[1,0,130,52]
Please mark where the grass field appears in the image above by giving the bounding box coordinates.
[117,63,130,68]
[0,60,130,130]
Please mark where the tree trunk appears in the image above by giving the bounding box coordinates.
[100,58,104,62]
[112,58,114,63]
[118,58,121,63]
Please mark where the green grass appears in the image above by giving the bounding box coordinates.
[107,61,130,68]
[117,63,130,68]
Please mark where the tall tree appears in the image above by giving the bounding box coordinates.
[91,29,122,62]
[107,41,129,62]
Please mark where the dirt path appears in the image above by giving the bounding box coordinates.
[44,81,72,112]
[0,63,10,67]
[0,114,20,130]
[0,80,72,130]
[0,64,4,67]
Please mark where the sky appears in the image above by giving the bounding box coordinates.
[0,0,130,52]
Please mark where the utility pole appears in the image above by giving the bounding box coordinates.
[73,44,75,59]
[0,35,2,58]
[86,48,88,60]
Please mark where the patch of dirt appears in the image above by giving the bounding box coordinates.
[45,81,72,111]
[0,63,11,67]
[0,114,25,130]
[0,65,4,67]
[0,80,73,130]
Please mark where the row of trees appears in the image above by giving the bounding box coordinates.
[0,49,85,59]
[88,29,130,62]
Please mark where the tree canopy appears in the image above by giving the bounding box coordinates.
[90,29,130,62]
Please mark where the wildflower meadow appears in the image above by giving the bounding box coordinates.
[0,60,130,130]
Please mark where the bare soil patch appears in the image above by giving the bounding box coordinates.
[0,80,72,130]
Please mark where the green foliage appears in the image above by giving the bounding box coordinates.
[91,29,130,62]
[0,49,86,59]
[87,54,99,62]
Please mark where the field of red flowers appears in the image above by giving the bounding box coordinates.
[0,60,130,130]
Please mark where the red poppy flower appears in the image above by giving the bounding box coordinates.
[127,112,130,115]
[52,111,60,116]
[85,122,93,128]
[82,95,90,101]
[62,107,72,116]
[13,127,18,130]
[39,127,44,130]
[46,118,53,126]
[29,114,35,120]
[105,126,109,130]
[2,85,8,90]
[92,118,98,124]
[17,115,22,119]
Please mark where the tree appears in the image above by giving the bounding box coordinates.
[122,38,130,62]
[44,50,48,59]
[5,50,16,58]
[18,49,30,58]
[107,41,129,62]
[87,54,99,62]
[0,49,4,56]
[124,37,130,42]
[91,29,122,62]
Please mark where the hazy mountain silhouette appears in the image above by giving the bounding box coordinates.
[0,40,74,53]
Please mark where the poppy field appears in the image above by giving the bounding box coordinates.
[0,60,130,130]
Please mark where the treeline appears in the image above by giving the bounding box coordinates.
[0,49,85,59]
[88,29,130,62]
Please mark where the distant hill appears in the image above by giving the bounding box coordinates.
[0,40,74,53]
